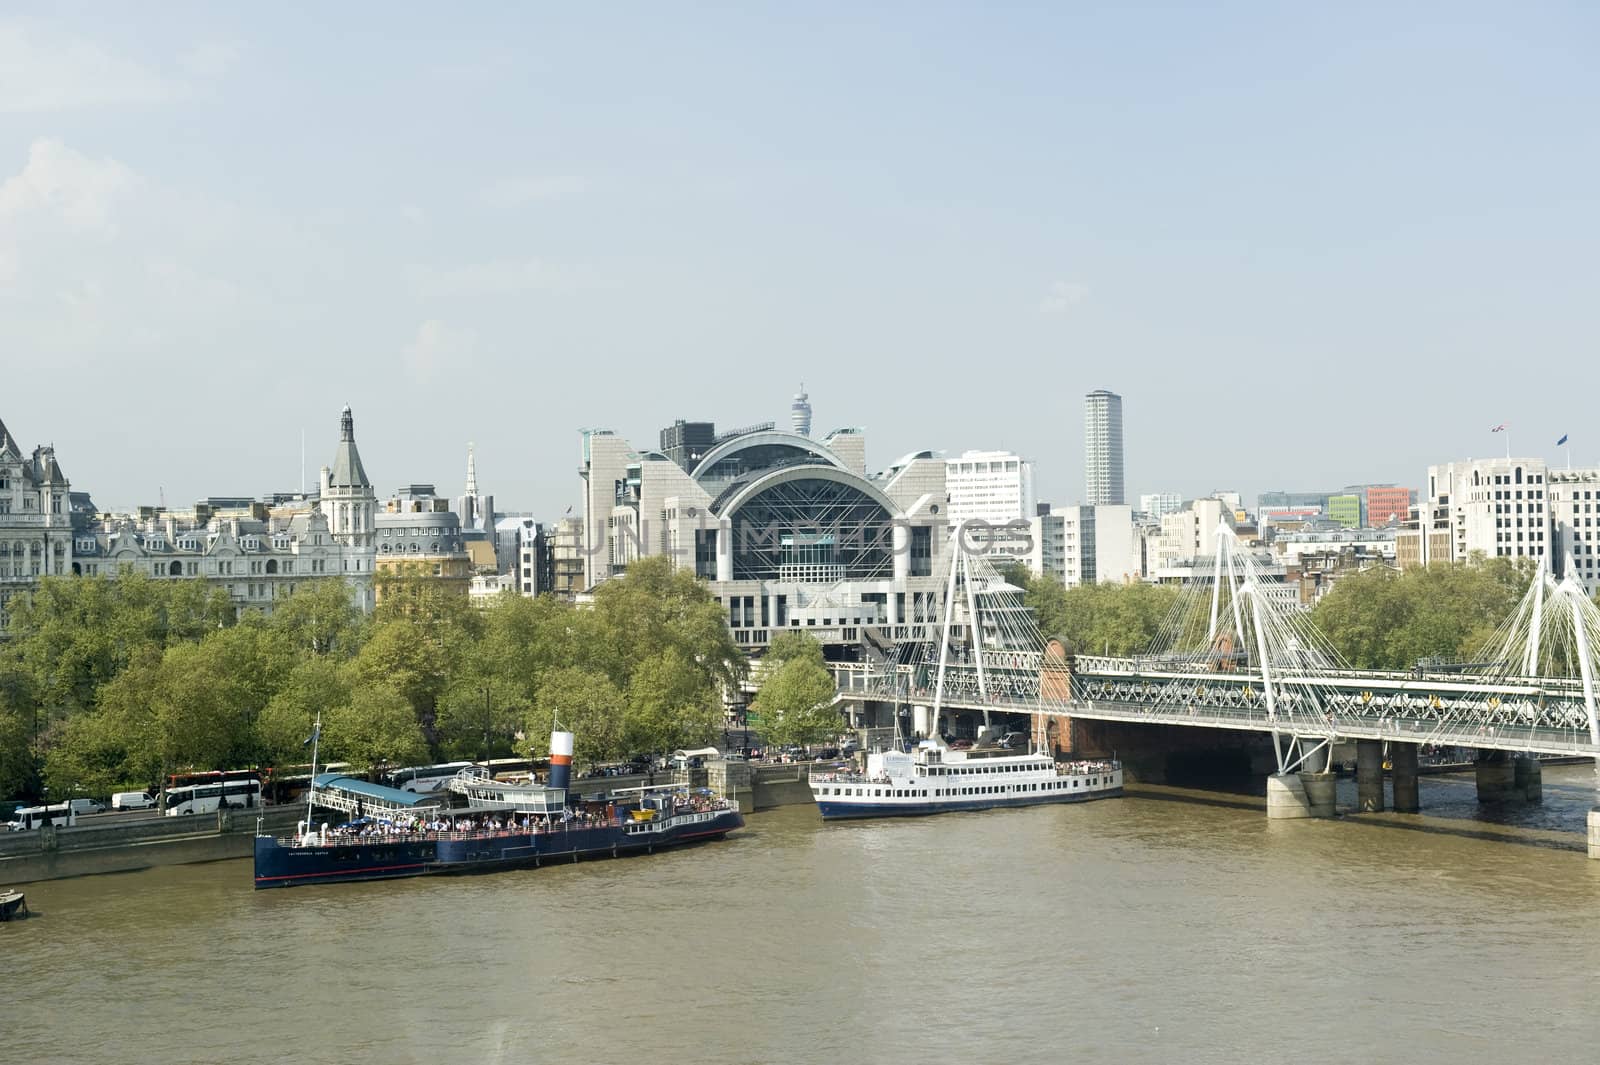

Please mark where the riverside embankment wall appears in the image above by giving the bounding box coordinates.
[0,807,303,885]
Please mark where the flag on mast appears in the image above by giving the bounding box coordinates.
[1557,433,1569,446]
[1490,423,1508,433]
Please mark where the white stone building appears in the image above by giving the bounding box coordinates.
[1027,504,1140,587]
[2,407,378,623]
[1424,457,1549,566]
[0,417,78,627]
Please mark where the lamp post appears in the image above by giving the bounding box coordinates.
[481,687,491,764]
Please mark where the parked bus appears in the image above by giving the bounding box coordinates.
[383,762,475,793]
[163,778,263,816]
[167,768,264,790]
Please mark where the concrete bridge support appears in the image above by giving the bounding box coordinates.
[1266,773,1332,818]
[1589,808,1600,861]
[1475,750,1517,803]
[1356,739,1385,812]
[1390,743,1420,813]
[1512,755,1543,803]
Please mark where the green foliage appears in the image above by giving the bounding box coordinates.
[765,630,827,668]
[326,682,430,774]
[4,559,755,797]
[266,579,366,657]
[527,667,626,767]
[1311,558,1533,670]
[1008,568,1177,656]
[0,704,36,798]
[751,655,841,748]
[623,651,725,754]
[6,572,232,718]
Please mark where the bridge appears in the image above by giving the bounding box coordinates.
[829,527,1600,857]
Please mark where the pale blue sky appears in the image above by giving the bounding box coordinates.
[3,3,1597,515]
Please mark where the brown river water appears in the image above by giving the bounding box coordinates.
[6,766,1600,1065]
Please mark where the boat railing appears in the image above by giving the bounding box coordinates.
[1056,760,1121,777]
[279,801,739,847]
[809,772,891,785]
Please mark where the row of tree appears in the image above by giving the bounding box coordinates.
[0,557,746,800]
[1006,556,1544,672]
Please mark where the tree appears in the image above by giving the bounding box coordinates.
[751,655,841,748]
[0,704,36,799]
[348,617,451,754]
[527,667,626,768]
[267,579,366,658]
[326,680,429,776]
[591,556,746,692]
[765,630,827,668]
[1312,558,1533,670]
[623,651,724,755]
[257,656,350,768]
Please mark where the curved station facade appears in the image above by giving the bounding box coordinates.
[580,420,955,653]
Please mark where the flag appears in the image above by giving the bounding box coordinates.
[1557,433,1569,446]
[1490,423,1508,433]
[302,723,320,748]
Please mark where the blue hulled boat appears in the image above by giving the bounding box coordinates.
[254,728,742,889]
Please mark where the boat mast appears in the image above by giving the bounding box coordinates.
[305,711,322,831]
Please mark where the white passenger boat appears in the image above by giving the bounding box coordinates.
[810,742,1121,820]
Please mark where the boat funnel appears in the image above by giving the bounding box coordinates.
[549,730,575,791]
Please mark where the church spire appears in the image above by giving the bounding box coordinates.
[465,442,478,497]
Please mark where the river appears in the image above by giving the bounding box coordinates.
[8,765,1600,1065]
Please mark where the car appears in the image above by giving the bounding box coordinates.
[950,739,974,750]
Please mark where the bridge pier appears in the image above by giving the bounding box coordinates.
[1390,743,1420,813]
[1265,773,1335,819]
[1513,755,1543,803]
[1475,750,1517,803]
[1356,739,1385,812]
[1589,808,1600,860]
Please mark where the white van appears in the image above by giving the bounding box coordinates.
[68,798,105,816]
[112,791,157,811]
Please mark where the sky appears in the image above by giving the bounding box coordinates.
[3,3,1598,517]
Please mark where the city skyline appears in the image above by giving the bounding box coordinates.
[4,6,1598,516]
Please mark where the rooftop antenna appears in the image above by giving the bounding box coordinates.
[301,429,306,495]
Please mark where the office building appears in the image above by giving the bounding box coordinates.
[1424,457,1549,566]
[1084,390,1125,506]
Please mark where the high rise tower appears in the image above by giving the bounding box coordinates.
[1084,390,1125,506]
[790,385,812,437]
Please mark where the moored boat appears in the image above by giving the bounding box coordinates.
[253,725,743,889]
[0,889,27,922]
[810,741,1121,820]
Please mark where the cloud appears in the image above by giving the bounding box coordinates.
[180,40,242,80]
[0,138,138,232]
[408,258,582,296]
[480,175,584,208]
[400,204,427,224]
[0,22,179,112]
[403,319,478,383]
[1038,280,1089,314]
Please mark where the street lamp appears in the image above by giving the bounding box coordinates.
[481,687,491,764]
